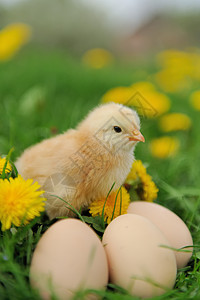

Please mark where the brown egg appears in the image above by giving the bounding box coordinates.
[102,214,177,298]
[127,201,193,268]
[30,219,108,300]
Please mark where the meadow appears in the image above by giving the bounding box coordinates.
[0,46,200,299]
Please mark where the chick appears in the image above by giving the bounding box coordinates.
[16,103,145,219]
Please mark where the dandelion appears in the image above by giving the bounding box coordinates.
[101,81,170,118]
[0,176,46,231]
[157,50,193,72]
[0,157,12,175]
[101,86,133,104]
[190,90,200,111]
[82,48,114,69]
[89,187,130,224]
[125,160,158,202]
[130,82,171,118]
[130,90,170,118]
[159,113,192,132]
[155,50,200,93]
[0,23,31,61]
[155,69,189,93]
[149,136,180,159]
[130,81,156,92]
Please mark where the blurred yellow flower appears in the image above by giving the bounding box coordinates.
[89,186,130,224]
[101,86,133,104]
[0,23,31,61]
[130,81,156,92]
[101,81,170,118]
[190,90,200,111]
[157,50,193,71]
[82,48,114,69]
[155,50,200,93]
[155,69,190,93]
[131,81,171,118]
[0,157,12,175]
[129,90,170,118]
[149,136,180,159]
[126,160,146,183]
[126,160,158,202]
[159,113,192,132]
[0,176,46,231]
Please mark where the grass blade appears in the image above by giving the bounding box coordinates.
[101,182,115,229]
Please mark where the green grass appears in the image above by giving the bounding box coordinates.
[0,48,200,299]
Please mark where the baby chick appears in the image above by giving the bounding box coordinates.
[16,103,145,219]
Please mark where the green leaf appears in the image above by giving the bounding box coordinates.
[81,216,95,224]
[82,215,105,233]
[92,223,105,233]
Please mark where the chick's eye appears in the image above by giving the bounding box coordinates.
[113,126,122,133]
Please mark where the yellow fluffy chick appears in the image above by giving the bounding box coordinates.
[16,103,145,219]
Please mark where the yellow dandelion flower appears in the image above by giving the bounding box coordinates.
[0,157,12,175]
[0,23,31,61]
[190,90,200,111]
[149,136,180,159]
[129,82,170,118]
[0,176,46,231]
[155,69,189,93]
[155,50,200,93]
[142,173,159,202]
[129,90,170,118]
[191,52,200,80]
[101,81,170,118]
[130,81,156,92]
[101,86,133,104]
[126,160,158,202]
[89,187,130,224]
[126,160,145,183]
[157,50,193,71]
[82,48,114,69]
[159,113,192,132]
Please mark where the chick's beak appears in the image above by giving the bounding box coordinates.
[128,129,145,143]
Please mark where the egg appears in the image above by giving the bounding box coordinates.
[102,214,177,298]
[127,201,193,269]
[30,219,108,300]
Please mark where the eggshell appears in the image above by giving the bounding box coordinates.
[30,219,108,300]
[102,214,177,298]
[127,201,193,268]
